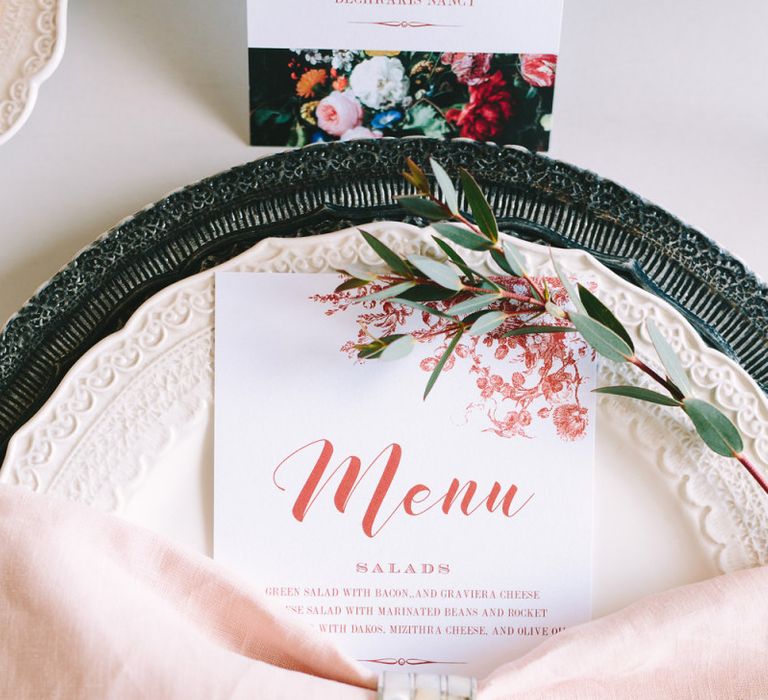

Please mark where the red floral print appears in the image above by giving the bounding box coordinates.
[312,275,594,442]
[519,54,557,88]
[440,52,493,86]
[446,71,514,141]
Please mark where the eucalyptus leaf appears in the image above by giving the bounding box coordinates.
[424,330,464,399]
[335,278,369,293]
[504,325,577,337]
[356,343,385,360]
[468,311,508,336]
[490,248,514,275]
[433,222,493,251]
[594,386,682,407]
[398,195,448,221]
[432,236,478,286]
[397,285,457,302]
[359,230,412,278]
[393,298,453,319]
[503,240,528,276]
[459,168,498,243]
[379,334,417,361]
[683,398,743,457]
[405,157,429,193]
[408,255,464,291]
[339,263,377,282]
[545,301,566,319]
[448,294,501,316]
[570,312,632,362]
[647,319,691,397]
[550,253,584,313]
[354,281,416,302]
[430,159,459,214]
[578,284,634,352]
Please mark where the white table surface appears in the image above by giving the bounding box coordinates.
[0,0,766,327]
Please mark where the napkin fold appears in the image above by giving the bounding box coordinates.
[0,484,765,699]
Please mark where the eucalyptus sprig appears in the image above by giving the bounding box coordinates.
[333,157,768,496]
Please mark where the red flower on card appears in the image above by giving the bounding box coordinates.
[446,71,514,141]
[440,52,493,86]
[519,54,557,88]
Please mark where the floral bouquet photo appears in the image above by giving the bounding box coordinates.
[248,48,556,150]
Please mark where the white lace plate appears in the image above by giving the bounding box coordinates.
[0,0,66,145]
[3,223,766,618]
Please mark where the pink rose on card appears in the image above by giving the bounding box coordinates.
[519,54,557,88]
[316,91,363,137]
[440,52,492,86]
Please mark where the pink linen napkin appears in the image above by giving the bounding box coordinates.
[0,483,766,699]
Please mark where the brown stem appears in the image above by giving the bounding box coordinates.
[628,356,685,401]
[734,452,768,496]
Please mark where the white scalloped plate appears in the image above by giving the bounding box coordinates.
[0,0,66,145]
[3,223,767,618]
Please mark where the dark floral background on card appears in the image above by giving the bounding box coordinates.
[249,49,556,150]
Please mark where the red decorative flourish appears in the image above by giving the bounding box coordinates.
[311,275,595,441]
[348,21,458,28]
[360,657,467,666]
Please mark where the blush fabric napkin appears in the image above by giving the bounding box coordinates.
[0,483,766,699]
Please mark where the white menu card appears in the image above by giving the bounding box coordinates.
[214,270,595,677]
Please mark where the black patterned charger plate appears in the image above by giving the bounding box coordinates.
[1,138,766,464]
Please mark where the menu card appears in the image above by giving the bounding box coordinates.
[214,270,595,677]
[247,0,563,150]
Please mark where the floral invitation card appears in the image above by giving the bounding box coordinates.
[214,270,596,677]
[247,0,563,149]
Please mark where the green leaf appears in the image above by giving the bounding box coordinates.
[359,230,412,278]
[432,237,478,286]
[490,248,515,275]
[647,319,692,397]
[570,312,632,362]
[503,240,528,276]
[398,285,457,302]
[335,278,369,293]
[550,252,584,313]
[545,301,567,319]
[424,330,464,400]
[459,168,498,243]
[448,294,501,316]
[380,334,417,361]
[354,281,416,302]
[339,263,377,282]
[404,157,429,193]
[392,298,453,319]
[467,310,508,336]
[408,255,464,291]
[398,195,448,221]
[578,284,634,352]
[356,341,386,359]
[433,223,493,251]
[683,398,744,457]
[503,325,577,337]
[594,386,682,407]
[430,159,459,214]
[401,102,452,139]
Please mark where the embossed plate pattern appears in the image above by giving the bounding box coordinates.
[1,139,766,468]
[3,225,766,607]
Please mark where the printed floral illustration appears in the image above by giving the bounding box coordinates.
[311,274,592,441]
[249,49,556,150]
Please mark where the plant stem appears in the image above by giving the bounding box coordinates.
[628,356,685,400]
[734,452,768,495]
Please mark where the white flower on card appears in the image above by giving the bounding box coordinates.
[349,57,410,110]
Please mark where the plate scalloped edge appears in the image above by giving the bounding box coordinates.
[2,222,766,574]
[0,0,67,145]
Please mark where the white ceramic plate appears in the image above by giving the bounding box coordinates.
[3,223,767,618]
[0,0,66,145]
